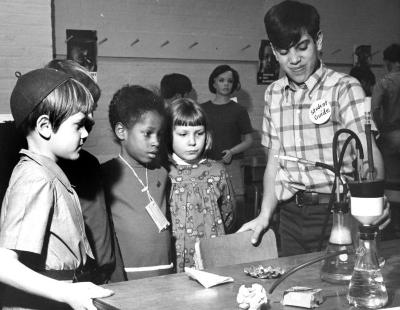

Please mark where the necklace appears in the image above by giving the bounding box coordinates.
[118,154,170,232]
[118,154,153,202]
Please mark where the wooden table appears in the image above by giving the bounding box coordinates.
[95,239,400,310]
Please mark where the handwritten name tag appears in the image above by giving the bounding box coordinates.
[309,99,331,124]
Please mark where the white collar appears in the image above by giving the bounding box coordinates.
[172,153,206,165]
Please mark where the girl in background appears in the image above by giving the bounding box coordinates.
[166,98,234,272]
[202,65,253,230]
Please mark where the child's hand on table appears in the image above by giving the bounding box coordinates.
[62,282,114,310]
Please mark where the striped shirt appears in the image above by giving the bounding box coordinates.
[262,64,372,201]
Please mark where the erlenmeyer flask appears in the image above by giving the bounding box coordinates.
[347,225,388,309]
[321,202,355,283]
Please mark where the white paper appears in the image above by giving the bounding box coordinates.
[0,114,13,123]
[185,267,234,288]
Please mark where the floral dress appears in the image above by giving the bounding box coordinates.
[169,159,234,272]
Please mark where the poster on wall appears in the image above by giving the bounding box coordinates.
[257,39,280,85]
[66,29,98,81]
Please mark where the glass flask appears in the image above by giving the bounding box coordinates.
[347,225,388,309]
[321,202,355,283]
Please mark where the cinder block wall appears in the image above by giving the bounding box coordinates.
[53,0,267,163]
[52,0,400,163]
[0,0,52,114]
[85,58,267,163]
[0,0,52,200]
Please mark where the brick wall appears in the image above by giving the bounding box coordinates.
[0,0,52,114]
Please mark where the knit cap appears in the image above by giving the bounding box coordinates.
[10,68,71,127]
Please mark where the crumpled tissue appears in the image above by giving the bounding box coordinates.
[236,283,268,310]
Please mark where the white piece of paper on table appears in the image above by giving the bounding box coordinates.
[185,267,234,288]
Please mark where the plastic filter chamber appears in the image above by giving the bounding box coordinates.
[348,180,384,225]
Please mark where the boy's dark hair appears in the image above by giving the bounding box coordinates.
[208,65,241,94]
[383,44,400,63]
[46,59,101,107]
[160,73,193,99]
[108,85,165,140]
[165,98,212,155]
[19,79,94,136]
[265,0,320,50]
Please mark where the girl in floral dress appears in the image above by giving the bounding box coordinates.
[166,98,234,272]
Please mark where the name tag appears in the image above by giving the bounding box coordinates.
[145,200,170,232]
[309,99,331,124]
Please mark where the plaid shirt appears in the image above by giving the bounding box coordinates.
[262,64,371,201]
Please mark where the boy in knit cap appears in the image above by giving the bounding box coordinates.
[0,68,112,310]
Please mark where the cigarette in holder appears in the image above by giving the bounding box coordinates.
[364,112,375,181]
[274,155,335,173]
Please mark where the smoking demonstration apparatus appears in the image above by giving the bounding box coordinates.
[275,112,388,309]
[347,113,388,309]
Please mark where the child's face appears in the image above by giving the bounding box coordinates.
[213,71,233,96]
[271,32,322,86]
[121,111,163,164]
[50,112,89,161]
[173,125,206,163]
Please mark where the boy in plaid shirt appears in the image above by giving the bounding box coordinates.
[240,0,389,256]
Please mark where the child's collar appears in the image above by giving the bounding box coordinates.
[20,149,73,192]
[171,153,206,166]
